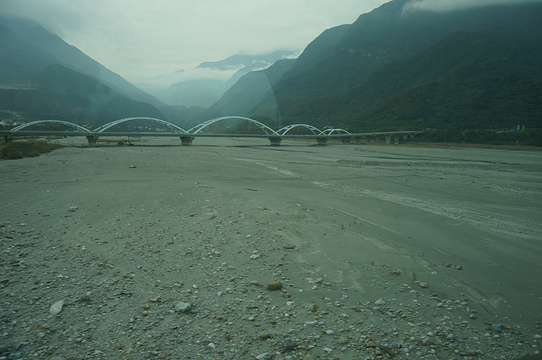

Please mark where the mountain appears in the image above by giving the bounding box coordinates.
[155,51,296,107]
[0,64,163,127]
[2,17,162,108]
[0,17,169,127]
[201,58,295,122]
[224,0,542,131]
[288,24,542,131]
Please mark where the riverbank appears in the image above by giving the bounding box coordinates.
[1,137,541,359]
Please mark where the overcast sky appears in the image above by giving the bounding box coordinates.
[0,0,389,89]
[1,0,540,90]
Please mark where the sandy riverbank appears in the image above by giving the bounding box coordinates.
[1,137,541,359]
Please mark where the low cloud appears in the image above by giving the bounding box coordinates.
[403,0,542,13]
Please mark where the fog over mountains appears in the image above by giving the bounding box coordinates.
[1,0,541,131]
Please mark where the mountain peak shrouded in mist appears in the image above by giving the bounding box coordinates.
[151,50,298,107]
[196,51,297,71]
[0,17,162,108]
[402,0,542,13]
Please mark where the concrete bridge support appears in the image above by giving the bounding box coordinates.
[3,135,12,144]
[268,136,282,146]
[385,135,400,144]
[86,136,99,146]
[316,137,327,146]
[179,136,195,146]
[341,136,352,144]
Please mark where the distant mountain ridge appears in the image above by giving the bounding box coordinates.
[155,50,296,108]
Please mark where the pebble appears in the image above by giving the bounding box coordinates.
[258,331,270,339]
[492,324,504,333]
[174,302,191,313]
[49,300,64,315]
[267,281,283,290]
[283,337,296,350]
[256,353,272,360]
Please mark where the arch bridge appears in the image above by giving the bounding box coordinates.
[2,116,422,146]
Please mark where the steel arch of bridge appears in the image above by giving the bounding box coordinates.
[188,116,279,135]
[10,120,92,133]
[94,117,188,134]
[323,128,350,135]
[277,124,325,136]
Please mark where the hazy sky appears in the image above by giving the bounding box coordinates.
[0,0,388,89]
[1,0,540,90]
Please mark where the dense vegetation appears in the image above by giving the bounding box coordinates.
[415,129,542,147]
[282,25,542,132]
[0,140,62,160]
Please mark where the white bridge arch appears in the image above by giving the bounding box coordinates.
[188,116,279,135]
[11,120,92,133]
[94,117,188,133]
[277,124,325,136]
[323,128,350,135]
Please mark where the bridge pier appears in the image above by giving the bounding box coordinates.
[179,135,195,146]
[3,135,12,144]
[341,136,352,144]
[86,135,99,146]
[385,135,400,144]
[268,136,282,146]
[316,137,327,146]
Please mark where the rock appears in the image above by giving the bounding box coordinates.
[258,331,270,339]
[283,337,296,350]
[80,292,91,303]
[419,282,429,288]
[49,300,64,315]
[374,299,386,306]
[492,324,504,333]
[303,356,317,360]
[256,353,272,360]
[0,345,9,356]
[422,337,434,346]
[307,303,318,312]
[455,265,463,270]
[267,281,283,290]
[174,302,191,313]
[443,262,452,268]
[128,165,137,168]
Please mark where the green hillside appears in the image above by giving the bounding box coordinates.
[0,65,164,127]
[285,25,542,132]
[243,1,542,133]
